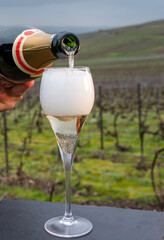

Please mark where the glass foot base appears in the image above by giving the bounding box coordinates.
[44,216,93,238]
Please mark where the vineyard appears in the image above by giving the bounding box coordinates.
[1,20,164,210]
[0,78,164,211]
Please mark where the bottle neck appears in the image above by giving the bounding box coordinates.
[11,29,80,78]
[51,32,80,59]
[21,31,56,69]
[12,29,56,78]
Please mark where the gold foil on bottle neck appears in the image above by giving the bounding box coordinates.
[22,32,56,69]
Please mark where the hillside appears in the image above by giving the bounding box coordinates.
[78,20,164,60]
[55,20,164,86]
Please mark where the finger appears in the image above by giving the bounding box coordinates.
[0,74,16,86]
[0,74,14,82]
[7,81,35,97]
[0,95,23,111]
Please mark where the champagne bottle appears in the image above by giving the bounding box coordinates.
[0,26,80,83]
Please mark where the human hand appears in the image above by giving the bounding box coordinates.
[0,74,34,111]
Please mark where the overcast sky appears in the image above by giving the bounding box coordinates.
[0,0,164,29]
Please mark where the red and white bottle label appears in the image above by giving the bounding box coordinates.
[12,29,46,77]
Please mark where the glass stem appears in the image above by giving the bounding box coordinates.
[64,154,73,220]
[59,146,74,222]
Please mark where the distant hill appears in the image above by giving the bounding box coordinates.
[78,19,164,60]
[38,25,110,35]
[55,20,164,86]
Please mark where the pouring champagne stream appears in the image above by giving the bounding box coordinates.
[40,49,95,237]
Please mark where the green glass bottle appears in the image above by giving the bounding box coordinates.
[0,26,80,83]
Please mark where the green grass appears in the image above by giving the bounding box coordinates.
[0,105,163,208]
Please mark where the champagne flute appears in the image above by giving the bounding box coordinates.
[40,67,95,238]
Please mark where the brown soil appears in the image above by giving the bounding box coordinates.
[0,173,162,212]
[81,198,162,212]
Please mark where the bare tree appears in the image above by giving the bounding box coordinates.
[97,86,104,150]
[2,112,9,176]
[151,148,164,210]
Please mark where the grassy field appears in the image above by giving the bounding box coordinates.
[0,98,163,210]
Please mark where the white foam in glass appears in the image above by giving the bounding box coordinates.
[40,67,95,116]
